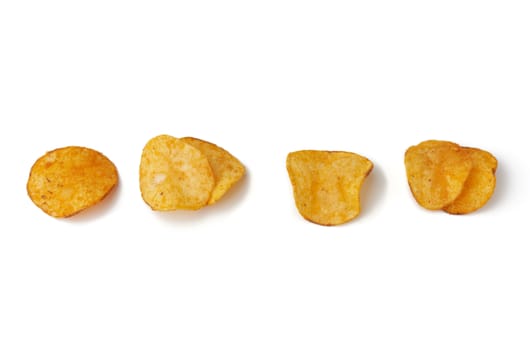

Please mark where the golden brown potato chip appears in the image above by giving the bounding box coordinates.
[443,147,497,214]
[286,150,373,226]
[27,146,118,218]
[139,134,215,210]
[405,140,472,210]
[181,137,245,204]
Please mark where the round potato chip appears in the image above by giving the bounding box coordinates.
[181,137,245,205]
[139,134,215,210]
[443,147,497,214]
[27,146,118,218]
[286,150,373,226]
[405,140,472,210]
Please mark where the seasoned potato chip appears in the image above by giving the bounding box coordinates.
[139,134,215,210]
[181,137,245,204]
[405,140,472,210]
[443,147,497,214]
[286,150,373,226]
[27,146,118,218]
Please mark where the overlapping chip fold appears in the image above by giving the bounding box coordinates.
[139,134,245,211]
[286,150,373,226]
[181,137,245,205]
[405,140,497,214]
[443,147,497,214]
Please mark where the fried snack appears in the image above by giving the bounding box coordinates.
[27,146,118,218]
[139,134,215,210]
[443,147,497,214]
[286,150,373,226]
[405,140,472,210]
[181,137,245,204]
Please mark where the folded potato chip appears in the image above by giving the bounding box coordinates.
[27,146,118,218]
[443,147,497,214]
[405,140,497,213]
[405,140,472,210]
[286,150,373,226]
[181,137,245,204]
[139,135,215,210]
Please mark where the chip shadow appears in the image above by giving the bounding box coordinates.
[358,162,386,221]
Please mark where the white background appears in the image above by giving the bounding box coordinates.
[1,1,529,349]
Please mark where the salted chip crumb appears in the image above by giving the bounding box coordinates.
[405,140,472,210]
[27,146,118,218]
[443,147,497,214]
[181,137,245,204]
[286,150,373,226]
[139,134,215,210]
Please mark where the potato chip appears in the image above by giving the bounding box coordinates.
[27,146,118,218]
[181,137,245,204]
[443,147,497,214]
[405,140,472,210]
[286,150,373,226]
[139,134,215,210]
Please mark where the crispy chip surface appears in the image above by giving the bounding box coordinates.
[139,134,214,210]
[286,150,373,226]
[443,147,497,214]
[405,140,472,210]
[27,146,118,218]
[181,137,245,204]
